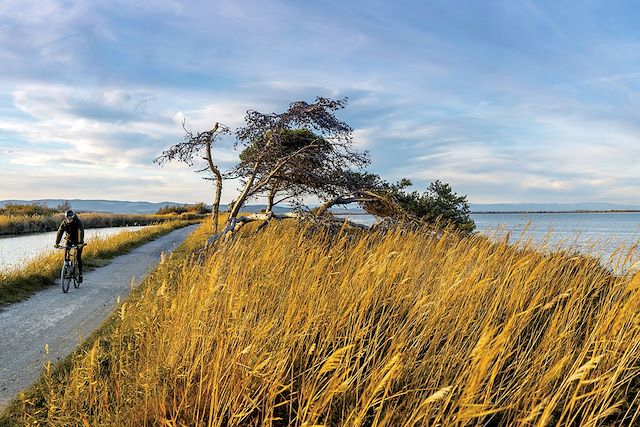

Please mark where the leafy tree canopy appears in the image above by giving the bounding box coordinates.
[369,179,475,233]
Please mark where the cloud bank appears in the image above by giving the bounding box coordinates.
[2,0,640,204]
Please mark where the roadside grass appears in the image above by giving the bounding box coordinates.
[4,218,640,425]
[0,212,205,236]
[0,220,199,307]
[0,219,214,427]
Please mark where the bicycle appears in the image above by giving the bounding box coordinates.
[56,244,86,293]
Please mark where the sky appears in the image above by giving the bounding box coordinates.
[1,0,640,205]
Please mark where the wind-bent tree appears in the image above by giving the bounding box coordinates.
[235,128,370,214]
[155,97,475,243]
[226,97,368,221]
[312,171,416,225]
[154,122,230,231]
[314,172,393,213]
[313,173,475,233]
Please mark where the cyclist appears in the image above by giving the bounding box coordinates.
[54,210,85,283]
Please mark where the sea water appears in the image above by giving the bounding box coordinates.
[340,212,640,267]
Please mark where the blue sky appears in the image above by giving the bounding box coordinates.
[2,0,640,204]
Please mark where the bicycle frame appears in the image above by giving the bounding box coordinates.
[64,246,78,265]
[57,244,85,293]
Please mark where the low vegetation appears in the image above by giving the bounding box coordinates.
[0,202,61,216]
[156,201,210,215]
[0,207,203,236]
[5,219,640,425]
[0,220,198,306]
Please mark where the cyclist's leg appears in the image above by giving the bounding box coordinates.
[77,246,83,282]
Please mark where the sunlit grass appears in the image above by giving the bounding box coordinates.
[6,218,640,426]
[0,220,198,306]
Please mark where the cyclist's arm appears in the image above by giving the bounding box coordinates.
[55,222,65,246]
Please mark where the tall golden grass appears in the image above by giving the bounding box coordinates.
[0,212,204,236]
[6,219,640,426]
[0,220,198,306]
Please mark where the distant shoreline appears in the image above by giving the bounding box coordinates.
[471,210,640,214]
[335,210,640,215]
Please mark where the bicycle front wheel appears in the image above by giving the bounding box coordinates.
[61,263,71,293]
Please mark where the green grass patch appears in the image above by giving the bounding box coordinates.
[0,220,200,307]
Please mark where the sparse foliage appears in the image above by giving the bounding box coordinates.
[313,171,411,221]
[56,200,72,212]
[237,128,370,212]
[155,122,230,231]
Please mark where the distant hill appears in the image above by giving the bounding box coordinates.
[0,199,191,214]
[5,199,638,215]
[470,202,640,213]
[0,199,293,214]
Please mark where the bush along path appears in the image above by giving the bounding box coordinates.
[0,223,200,411]
[0,220,200,307]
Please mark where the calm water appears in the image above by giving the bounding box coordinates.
[472,212,640,265]
[0,226,146,271]
[473,211,640,243]
[341,212,640,264]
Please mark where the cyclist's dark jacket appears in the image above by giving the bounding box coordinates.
[55,216,85,245]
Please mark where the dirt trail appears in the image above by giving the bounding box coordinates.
[0,224,198,409]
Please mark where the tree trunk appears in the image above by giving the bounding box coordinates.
[205,125,223,232]
[315,191,389,217]
[315,196,343,216]
[266,188,276,213]
[228,133,276,221]
[212,176,222,231]
[228,162,259,221]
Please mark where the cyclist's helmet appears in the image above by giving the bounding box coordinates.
[65,210,75,219]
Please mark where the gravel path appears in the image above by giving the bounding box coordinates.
[0,224,199,409]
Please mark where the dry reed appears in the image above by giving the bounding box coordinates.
[6,219,640,426]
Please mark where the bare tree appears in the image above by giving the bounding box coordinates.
[56,200,72,212]
[155,122,230,231]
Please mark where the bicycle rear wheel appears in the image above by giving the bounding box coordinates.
[61,263,71,293]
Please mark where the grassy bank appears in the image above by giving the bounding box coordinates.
[0,212,205,236]
[0,220,199,306]
[4,220,640,425]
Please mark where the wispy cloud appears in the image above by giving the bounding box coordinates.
[2,0,640,203]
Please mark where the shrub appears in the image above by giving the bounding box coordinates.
[156,202,210,215]
[0,203,58,216]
